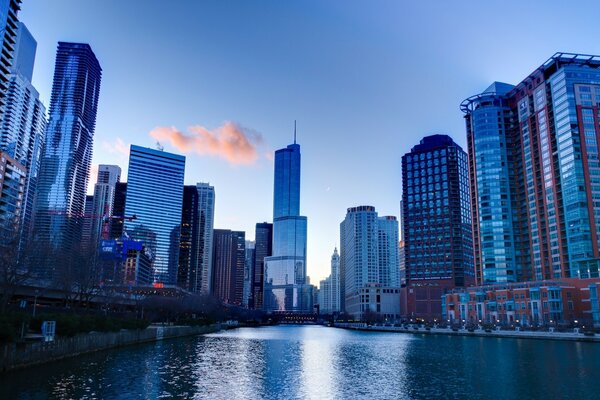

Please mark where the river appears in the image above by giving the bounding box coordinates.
[1,325,598,399]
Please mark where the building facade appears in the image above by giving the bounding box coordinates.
[0,0,20,122]
[341,206,401,319]
[212,229,245,306]
[123,145,185,285]
[442,278,600,328]
[401,135,474,320]
[109,182,127,239]
[195,182,215,294]
[264,139,313,312]
[89,165,121,247]
[0,149,25,235]
[462,53,600,283]
[252,222,272,309]
[0,22,46,243]
[178,185,199,291]
[318,247,341,314]
[32,42,101,276]
[243,240,255,307]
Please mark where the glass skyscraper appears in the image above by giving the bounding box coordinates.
[33,42,101,276]
[123,145,185,285]
[263,139,312,312]
[252,222,272,309]
[463,53,600,282]
[0,22,46,242]
[0,0,20,122]
[401,135,474,319]
[196,182,215,294]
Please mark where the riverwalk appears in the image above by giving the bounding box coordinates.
[334,322,600,342]
[0,324,222,373]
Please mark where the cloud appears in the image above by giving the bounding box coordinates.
[149,121,265,165]
[102,137,130,158]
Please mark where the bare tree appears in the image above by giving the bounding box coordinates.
[0,224,29,311]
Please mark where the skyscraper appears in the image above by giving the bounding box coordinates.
[0,150,25,236]
[123,145,185,285]
[263,134,312,313]
[0,0,20,122]
[178,185,199,291]
[212,229,245,305]
[401,134,474,320]
[109,182,127,239]
[462,53,600,283]
[196,182,215,294]
[90,165,121,246]
[252,222,272,309]
[378,216,400,287]
[33,42,101,276]
[243,240,255,307]
[318,248,341,314]
[0,22,46,242]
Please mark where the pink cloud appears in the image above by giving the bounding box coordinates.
[149,122,265,165]
[102,137,130,158]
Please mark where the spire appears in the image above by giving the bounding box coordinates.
[294,120,297,144]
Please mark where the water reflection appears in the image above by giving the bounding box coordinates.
[1,326,599,399]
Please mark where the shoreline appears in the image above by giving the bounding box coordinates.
[333,323,600,342]
[0,324,222,373]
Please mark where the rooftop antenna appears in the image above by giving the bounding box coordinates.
[156,141,164,151]
[294,120,297,144]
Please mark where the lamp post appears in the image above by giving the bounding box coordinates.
[32,289,40,317]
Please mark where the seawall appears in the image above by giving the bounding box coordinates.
[334,323,600,342]
[0,324,221,373]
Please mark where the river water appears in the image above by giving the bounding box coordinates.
[1,325,598,399]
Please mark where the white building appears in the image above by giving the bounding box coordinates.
[90,165,121,246]
[318,247,341,314]
[340,206,401,319]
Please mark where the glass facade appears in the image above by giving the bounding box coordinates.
[401,135,474,287]
[252,222,272,309]
[0,22,46,242]
[123,145,185,285]
[264,141,312,312]
[463,54,600,282]
[212,229,245,305]
[196,182,215,294]
[33,42,101,276]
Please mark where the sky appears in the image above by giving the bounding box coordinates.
[19,0,600,284]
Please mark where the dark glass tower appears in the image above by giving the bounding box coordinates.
[212,229,245,305]
[33,42,101,276]
[178,185,199,290]
[251,222,272,309]
[264,134,312,312]
[402,135,474,320]
[109,182,127,239]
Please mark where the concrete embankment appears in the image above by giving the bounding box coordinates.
[0,324,221,373]
[334,323,600,343]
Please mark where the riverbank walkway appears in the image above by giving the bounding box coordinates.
[334,322,600,342]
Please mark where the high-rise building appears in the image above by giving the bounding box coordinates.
[178,185,199,291]
[109,182,127,239]
[340,206,401,319]
[123,145,185,285]
[0,0,20,122]
[32,42,101,276]
[252,222,272,309]
[264,135,312,313]
[0,22,46,242]
[0,149,25,236]
[462,53,600,283]
[195,182,215,294]
[243,241,255,308]
[90,165,121,246]
[318,248,341,314]
[212,229,245,305]
[81,194,94,247]
[401,134,474,320]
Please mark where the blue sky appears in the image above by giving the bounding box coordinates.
[20,0,600,283]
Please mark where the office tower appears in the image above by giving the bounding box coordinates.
[263,135,312,312]
[212,229,245,305]
[0,150,25,236]
[401,134,474,320]
[463,53,600,282]
[109,182,127,239]
[243,241,255,307]
[123,145,185,285]
[252,222,272,309]
[196,182,215,294]
[378,216,400,287]
[0,23,46,242]
[318,248,341,314]
[178,185,199,290]
[33,42,101,276]
[0,0,20,122]
[340,206,401,319]
[81,194,94,246]
[399,240,406,286]
[89,165,121,246]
